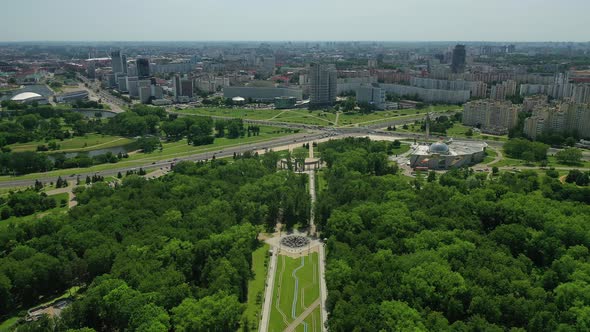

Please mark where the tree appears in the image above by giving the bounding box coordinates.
[172,293,243,332]
[492,166,499,175]
[187,117,215,146]
[565,169,589,186]
[137,137,161,153]
[427,171,437,182]
[161,119,187,141]
[555,148,583,165]
[379,300,427,331]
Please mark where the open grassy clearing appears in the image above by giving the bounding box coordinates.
[337,105,461,127]
[483,148,498,164]
[391,144,411,155]
[240,243,270,332]
[492,154,590,169]
[269,253,320,332]
[8,134,134,153]
[0,126,296,182]
[178,105,461,128]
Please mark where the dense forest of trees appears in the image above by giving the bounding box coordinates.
[0,156,310,331]
[315,138,590,331]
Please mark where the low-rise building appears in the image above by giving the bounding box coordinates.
[274,96,296,109]
[55,90,89,103]
[356,85,386,109]
[223,87,303,102]
[409,141,487,170]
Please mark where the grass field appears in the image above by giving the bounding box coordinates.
[240,244,270,332]
[0,317,19,332]
[178,105,461,128]
[391,144,411,155]
[269,253,320,332]
[8,134,134,153]
[0,126,296,183]
[483,148,498,164]
[491,154,590,169]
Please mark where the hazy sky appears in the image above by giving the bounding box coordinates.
[1,0,588,42]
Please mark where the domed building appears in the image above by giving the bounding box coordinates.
[409,140,487,170]
[428,142,450,155]
[10,92,48,104]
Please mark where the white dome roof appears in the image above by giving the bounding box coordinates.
[429,142,450,154]
[11,92,42,101]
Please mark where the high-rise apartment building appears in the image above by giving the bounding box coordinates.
[523,103,586,140]
[490,80,517,100]
[309,63,337,107]
[451,45,466,74]
[172,74,194,102]
[462,99,519,135]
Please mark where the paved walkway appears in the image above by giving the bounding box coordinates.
[46,183,77,208]
[318,243,328,332]
[284,298,321,332]
[259,247,278,332]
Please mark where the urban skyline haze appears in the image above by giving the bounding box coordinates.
[1,0,589,42]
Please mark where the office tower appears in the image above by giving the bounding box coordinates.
[111,50,123,74]
[136,58,150,79]
[451,45,466,73]
[180,78,194,99]
[309,63,337,107]
[173,74,182,101]
[138,80,152,104]
[121,54,128,74]
[87,61,96,79]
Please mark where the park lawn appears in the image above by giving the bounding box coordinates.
[0,126,296,182]
[269,253,320,332]
[0,317,19,332]
[181,108,338,126]
[493,154,590,169]
[179,107,281,121]
[493,156,531,168]
[547,155,590,169]
[240,243,270,332]
[391,143,411,155]
[181,105,460,128]
[8,134,134,153]
[337,105,461,128]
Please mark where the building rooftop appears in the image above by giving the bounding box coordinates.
[11,92,42,101]
[412,141,487,157]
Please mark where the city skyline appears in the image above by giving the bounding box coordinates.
[1,0,589,42]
